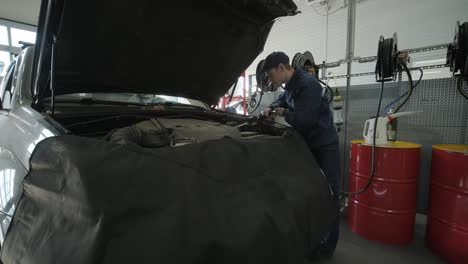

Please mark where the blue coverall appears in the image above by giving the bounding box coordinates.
[270,69,340,256]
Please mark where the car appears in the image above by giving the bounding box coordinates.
[0,0,336,263]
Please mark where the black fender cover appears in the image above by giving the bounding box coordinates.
[2,133,336,264]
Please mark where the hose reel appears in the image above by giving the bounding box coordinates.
[255,59,270,91]
[344,33,407,196]
[253,51,333,114]
[292,51,316,73]
[249,59,269,114]
[447,21,468,99]
[375,33,400,82]
[292,52,302,70]
[293,51,334,103]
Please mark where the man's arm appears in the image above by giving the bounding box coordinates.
[269,92,287,109]
[283,81,322,129]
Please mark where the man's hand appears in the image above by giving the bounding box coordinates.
[273,107,286,117]
[262,108,273,117]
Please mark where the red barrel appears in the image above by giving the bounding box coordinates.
[348,140,421,245]
[426,144,468,264]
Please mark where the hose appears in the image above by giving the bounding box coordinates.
[227,79,238,106]
[341,80,384,196]
[249,94,257,108]
[384,68,423,114]
[318,79,335,104]
[457,77,468,99]
[413,68,424,88]
[342,35,396,196]
[248,91,264,114]
[393,62,414,113]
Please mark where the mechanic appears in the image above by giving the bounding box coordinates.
[262,51,340,258]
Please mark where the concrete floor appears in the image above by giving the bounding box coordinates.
[316,214,446,264]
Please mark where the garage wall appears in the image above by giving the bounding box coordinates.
[352,0,468,85]
[245,0,348,77]
[0,0,41,26]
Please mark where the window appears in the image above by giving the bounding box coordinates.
[0,51,11,77]
[1,21,37,78]
[1,64,15,109]
[0,26,8,46]
[11,28,36,47]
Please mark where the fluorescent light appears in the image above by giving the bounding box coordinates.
[424,71,442,75]
[305,0,326,5]
[413,59,446,65]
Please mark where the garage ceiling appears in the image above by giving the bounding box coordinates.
[0,0,41,25]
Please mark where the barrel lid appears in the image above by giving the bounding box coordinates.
[432,144,468,154]
[351,139,422,148]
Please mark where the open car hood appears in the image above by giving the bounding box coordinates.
[33,0,298,105]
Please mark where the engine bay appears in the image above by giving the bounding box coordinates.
[53,110,289,148]
[105,118,243,148]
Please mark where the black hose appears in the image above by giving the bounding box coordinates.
[342,37,391,196]
[249,95,257,108]
[383,68,423,114]
[394,62,414,113]
[248,92,264,114]
[457,77,468,100]
[413,68,424,89]
[227,80,238,106]
[318,79,335,104]
[341,80,384,196]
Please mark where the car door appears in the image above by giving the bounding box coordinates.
[0,61,28,244]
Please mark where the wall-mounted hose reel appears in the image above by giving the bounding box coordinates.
[255,59,270,92]
[447,21,468,99]
[292,51,334,103]
[252,51,334,114]
[343,33,416,196]
[248,59,269,114]
[292,51,316,74]
[375,33,401,82]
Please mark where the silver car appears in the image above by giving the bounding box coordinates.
[0,0,336,263]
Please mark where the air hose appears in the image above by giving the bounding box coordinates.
[457,78,468,100]
[318,79,335,104]
[341,34,411,196]
[227,79,238,106]
[248,91,264,114]
[384,68,423,114]
[393,62,415,113]
[341,79,384,196]
[248,59,270,115]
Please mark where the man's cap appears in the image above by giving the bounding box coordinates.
[263,52,290,72]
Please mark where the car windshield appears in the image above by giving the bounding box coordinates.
[51,93,209,109]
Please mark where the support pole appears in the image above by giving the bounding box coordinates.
[342,0,356,195]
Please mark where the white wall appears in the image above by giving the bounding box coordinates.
[0,0,41,25]
[246,0,348,78]
[246,0,468,86]
[352,0,468,85]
